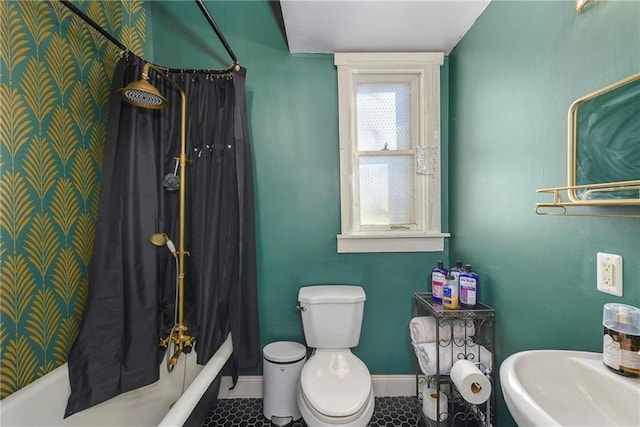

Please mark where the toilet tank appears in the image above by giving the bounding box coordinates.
[298,285,366,349]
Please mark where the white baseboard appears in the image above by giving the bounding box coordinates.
[371,375,415,397]
[219,375,263,398]
[218,375,415,399]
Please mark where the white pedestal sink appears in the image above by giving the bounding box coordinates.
[500,350,640,426]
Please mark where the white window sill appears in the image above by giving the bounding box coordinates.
[337,232,450,253]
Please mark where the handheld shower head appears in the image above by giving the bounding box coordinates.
[150,233,177,254]
[150,233,168,246]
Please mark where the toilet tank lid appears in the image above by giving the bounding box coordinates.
[298,285,366,304]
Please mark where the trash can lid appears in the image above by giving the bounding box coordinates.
[263,341,306,363]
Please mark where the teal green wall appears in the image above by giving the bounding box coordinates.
[147,0,638,421]
[148,1,450,375]
[449,1,639,424]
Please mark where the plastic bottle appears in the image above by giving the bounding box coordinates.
[431,261,448,304]
[442,275,459,310]
[602,303,640,377]
[459,264,479,307]
[450,260,464,285]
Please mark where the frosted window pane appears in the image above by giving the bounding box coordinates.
[359,156,415,225]
[356,83,411,151]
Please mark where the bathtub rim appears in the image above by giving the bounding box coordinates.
[0,332,233,427]
[158,332,233,426]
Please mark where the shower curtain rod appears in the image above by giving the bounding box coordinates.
[60,1,127,51]
[59,0,239,68]
[195,0,238,65]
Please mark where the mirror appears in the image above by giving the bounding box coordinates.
[568,72,640,204]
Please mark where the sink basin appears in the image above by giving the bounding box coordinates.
[500,350,640,426]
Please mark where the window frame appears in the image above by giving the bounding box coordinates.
[354,74,420,233]
[335,52,449,253]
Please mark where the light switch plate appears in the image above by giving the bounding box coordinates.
[597,252,623,296]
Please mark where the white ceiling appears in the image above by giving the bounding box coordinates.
[279,0,491,55]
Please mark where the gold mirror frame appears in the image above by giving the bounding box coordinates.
[567,72,640,205]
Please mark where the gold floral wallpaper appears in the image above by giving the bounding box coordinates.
[0,0,145,398]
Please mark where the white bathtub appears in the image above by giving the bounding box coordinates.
[0,333,233,427]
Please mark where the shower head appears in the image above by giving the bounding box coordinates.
[150,233,169,246]
[150,233,176,254]
[118,75,167,109]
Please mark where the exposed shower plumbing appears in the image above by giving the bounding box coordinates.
[119,62,194,371]
[151,232,188,371]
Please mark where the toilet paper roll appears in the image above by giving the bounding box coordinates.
[450,359,491,405]
[422,387,448,421]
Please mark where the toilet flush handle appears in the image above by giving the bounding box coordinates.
[296,303,306,312]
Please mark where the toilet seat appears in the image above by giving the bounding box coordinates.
[300,350,371,418]
[299,385,373,425]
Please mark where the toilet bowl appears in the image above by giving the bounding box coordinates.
[297,350,374,426]
[296,286,373,427]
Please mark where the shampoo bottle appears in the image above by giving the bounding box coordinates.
[442,275,459,310]
[431,261,448,304]
[459,264,478,307]
[450,260,464,284]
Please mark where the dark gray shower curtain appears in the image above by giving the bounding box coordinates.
[65,54,260,417]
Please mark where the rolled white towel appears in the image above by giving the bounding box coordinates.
[412,341,492,375]
[410,316,475,344]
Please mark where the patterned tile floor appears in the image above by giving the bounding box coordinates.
[202,396,426,427]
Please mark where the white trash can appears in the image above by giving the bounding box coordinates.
[263,341,306,425]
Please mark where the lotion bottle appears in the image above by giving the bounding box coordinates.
[442,275,459,310]
[459,264,478,307]
[431,261,448,304]
[603,303,640,377]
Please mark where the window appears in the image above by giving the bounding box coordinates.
[335,53,449,253]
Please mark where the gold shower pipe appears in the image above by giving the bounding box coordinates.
[118,62,194,369]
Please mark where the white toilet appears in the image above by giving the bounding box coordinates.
[296,285,374,427]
